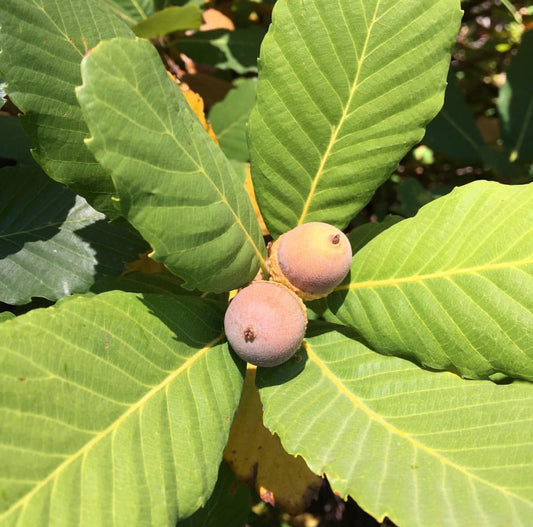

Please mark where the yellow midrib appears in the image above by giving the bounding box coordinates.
[0,333,225,522]
[80,43,267,273]
[337,258,533,291]
[297,2,381,225]
[305,344,530,506]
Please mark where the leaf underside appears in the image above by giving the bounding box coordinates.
[257,324,533,527]
[328,180,533,381]
[0,0,133,216]
[77,37,265,293]
[0,291,244,526]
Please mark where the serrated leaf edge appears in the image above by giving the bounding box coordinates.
[77,38,267,274]
[299,341,530,507]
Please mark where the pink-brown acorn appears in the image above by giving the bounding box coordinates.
[224,281,307,367]
[269,222,352,300]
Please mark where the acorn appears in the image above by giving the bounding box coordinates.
[269,222,352,300]
[224,281,307,367]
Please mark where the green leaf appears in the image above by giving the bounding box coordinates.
[498,30,533,162]
[248,0,462,238]
[98,0,155,25]
[172,27,265,74]
[91,271,193,296]
[257,324,533,527]
[0,166,147,305]
[155,0,204,8]
[209,79,257,162]
[177,462,251,527]
[307,216,403,324]
[77,37,265,293]
[91,271,227,304]
[0,291,244,526]
[424,72,488,164]
[347,215,403,253]
[424,72,516,176]
[0,77,6,107]
[328,181,533,380]
[132,6,202,38]
[0,0,134,217]
[0,117,147,305]
[0,115,34,164]
[0,312,14,322]
[393,177,453,217]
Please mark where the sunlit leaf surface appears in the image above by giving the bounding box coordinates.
[0,291,244,526]
[249,0,462,237]
[329,181,533,380]
[258,324,533,527]
[77,38,265,292]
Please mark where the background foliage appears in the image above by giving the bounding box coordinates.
[1,1,532,527]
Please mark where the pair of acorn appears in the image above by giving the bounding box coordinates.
[224,222,352,367]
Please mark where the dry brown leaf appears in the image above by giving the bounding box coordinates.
[476,116,500,145]
[224,367,322,515]
[201,7,235,31]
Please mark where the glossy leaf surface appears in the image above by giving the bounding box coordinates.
[0,77,5,106]
[249,0,462,237]
[0,291,244,526]
[329,181,533,380]
[0,0,133,216]
[77,38,266,292]
[0,116,146,305]
[257,324,533,527]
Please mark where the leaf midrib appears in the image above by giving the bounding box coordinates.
[297,1,381,225]
[305,343,530,506]
[0,332,225,522]
[338,258,532,291]
[0,217,100,240]
[80,45,267,271]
